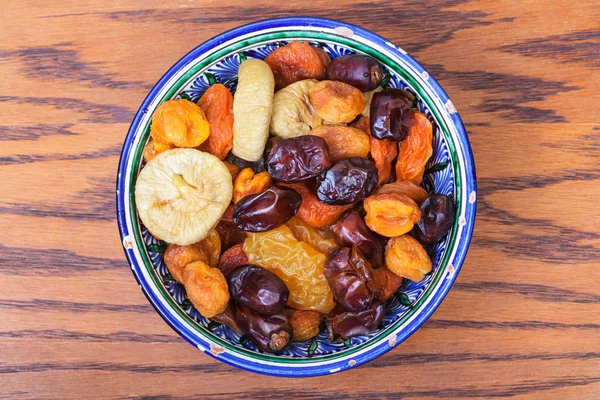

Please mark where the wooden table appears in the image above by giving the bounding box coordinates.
[2,1,599,398]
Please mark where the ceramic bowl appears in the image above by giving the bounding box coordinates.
[116,17,476,377]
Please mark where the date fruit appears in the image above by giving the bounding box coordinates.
[228,265,290,315]
[225,152,266,174]
[325,302,384,340]
[315,157,378,205]
[370,89,415,141]
[413,194,456,245]
[266,135,331,182]
[326,54,384,91]
[235,304,293,353]
[211,302,242,334]
[324,247,378,312]
[330,209,385,268]
[233,186,301,232]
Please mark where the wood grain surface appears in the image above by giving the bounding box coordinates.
[1,0,599,398]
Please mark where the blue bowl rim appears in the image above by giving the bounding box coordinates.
[116,16,476,377]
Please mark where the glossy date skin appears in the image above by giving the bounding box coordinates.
[235,304,293,353]
[326,55,384,92]
[330,209,385,267]
[233,186,302,232]
[266,135,331,183]
[324,247,378,312]
[315,157,378,205]
[370,89,416,141]
[325,302,385,340]
[228,264,290,315]
[413,194,456,245]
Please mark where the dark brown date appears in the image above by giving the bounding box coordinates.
[325,302,384,340]
[211,302,242,334]
[235,304,293,353]
[315,157,378,205]
[327,54,384,91]
[324,247,378,312]
[370,89,416,141]
[413,194,456,245]
[233,186,302,232]
[330,209,384,267]
[225,152,266,173]
[228,265,289,315]
[267,135,331,183]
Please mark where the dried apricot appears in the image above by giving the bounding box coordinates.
[285,308,323,341]
[286,216,337,255]
[309,125,370,162]
[377,180,428,204]
[363,193,421,237]
[150,99,210,147]
[308,80,366,124]
[233,168,272,204]
[354,115,399,187]
[197,84,234,160]
[217,243,249,278]
[243,225,335,313]
[396,111,433,185]
[385,235,432,282]
[164,242,206,283]
[143,140,174,162]
[194,229,221,268]
[280,182,351,228]
[223,161,241,182]
[372,267,403,301]
[265,42,330,90]
[182,260,230,318]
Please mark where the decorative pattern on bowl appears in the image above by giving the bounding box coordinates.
[116,17,476,377]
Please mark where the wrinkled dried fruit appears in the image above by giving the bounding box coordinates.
[364,193,421,237]
[211,302,242,334]
[324,247,378,312]
[223,161,241,182]
[330,209,385,268]
[377,180,429,204]
[182,260,229,318]
[372,267,403,301]
[327,54,384,92]
[225,152,266,174]
[326,303,384,340]
[285,308,323,341]
[309,125,370,162]
[228,265,290,315]
[232,59,275,161]
[362,87,383,117]
[164,242,206,283]
[233,168,272,204]
[315,157,378,205]
[143,140,174,162]
[309,80,366,124]
[265,42,330,90]
[396,111,433,185]
[266,135,331,182]
[286,217,337,255]
[197,84,234,159]
[216,206,248,251]
[270,79,322,138]
[236,304,292,352]
[194,229,222,268]
[150,99,210,147]
[233,186,302,232]
[355,115,399,186]
[413,194,456,245]
[280,182,351,228]
[218,243,249,277]
[244,225,335,313]
[370,89,415,141]
[385,235,432,282]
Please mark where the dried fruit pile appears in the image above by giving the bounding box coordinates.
[135,43,456,353]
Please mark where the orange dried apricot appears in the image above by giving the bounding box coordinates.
[223,161,241,182]
[377,180,428,204]
[265,42,330,90]
[308,80,366,124]
[150,99,210,147]
[233,168,272,204]
[385,235,432,282]
[373,267,403,301]
[143,140,174,162]
[363,193,421,237]
[396,111,433,185]
[309,125,370,162]
[355,115,399,187]
[280,182,351,228]
[285,308,323,341]
[197,84,234,160]
[182,260,230,318]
